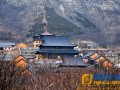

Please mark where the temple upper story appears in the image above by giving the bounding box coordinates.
[33,25,77,48]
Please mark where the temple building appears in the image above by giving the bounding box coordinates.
[32,12,87,67]
[33,28,81,61]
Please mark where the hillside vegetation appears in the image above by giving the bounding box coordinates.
[0,0,120,45]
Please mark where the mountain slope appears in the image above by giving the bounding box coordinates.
[0,0,120,45]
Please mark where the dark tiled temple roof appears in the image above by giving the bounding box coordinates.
[83,52,96,58]
[41,36,76,47]
[61,57,88,67]
[36,49,80,54]
[33,35,41,40]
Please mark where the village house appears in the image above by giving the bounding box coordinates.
[20,48,37,59]
[76,41,108,53]
[0,53,31,76]
[0,41,15,50]
[13,55,32,75]
[13,55,28,68]
[17,43,28,50]
[78,41,99,49]
[17,43,37,59]
[82,52,113,68]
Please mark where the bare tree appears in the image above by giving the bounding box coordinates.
[0,56,30,90]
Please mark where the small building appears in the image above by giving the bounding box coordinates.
[33,35,42,48]
[20,48,38,59]
[17,43,37,59]
[0,54,31,76]
[100,59,113,68]
[0,41,15,50]
[92,55,113,68]
[13,55,28,68]
[115,63,120,68]
[105,51,118,63]
[83,52,113,68]
[91,55,105,63]
[78,41,99,49]
[17,43,27,50]
[83,52,99,59]
[82,52,99,64]
[13,55,32,76]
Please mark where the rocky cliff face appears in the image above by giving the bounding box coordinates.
[0,0,120,45]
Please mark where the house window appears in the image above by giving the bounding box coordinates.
[25,52,27,54]
[9,47,11,49]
